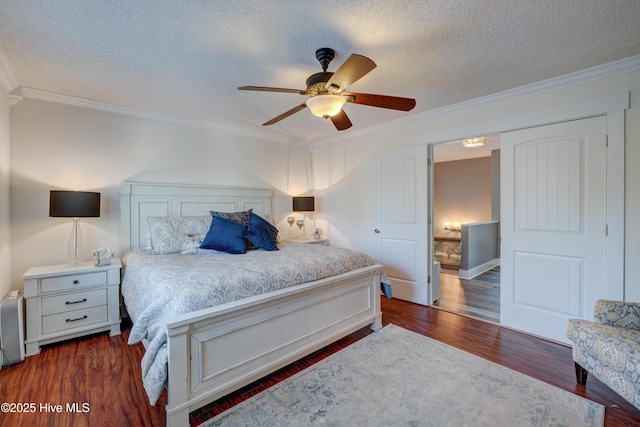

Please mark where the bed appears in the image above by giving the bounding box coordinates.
[119,182,384,426]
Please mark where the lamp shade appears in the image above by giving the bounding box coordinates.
[292,196,315,212]
[50,191,100,218]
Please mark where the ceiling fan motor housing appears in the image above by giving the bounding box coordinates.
[305,72,334,95]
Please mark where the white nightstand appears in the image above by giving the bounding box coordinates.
[22,260,121,356]
[287,238,330,246]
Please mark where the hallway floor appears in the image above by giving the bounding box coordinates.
[434,267,500,323]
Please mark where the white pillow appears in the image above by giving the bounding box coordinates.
[148,216,211,254]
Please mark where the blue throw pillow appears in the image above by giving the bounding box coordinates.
[199,216,248,254]
[245,211,279,251]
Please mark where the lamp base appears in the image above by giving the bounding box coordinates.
[67,218,83,264]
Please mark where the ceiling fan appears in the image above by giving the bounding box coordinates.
[238,48,416,131]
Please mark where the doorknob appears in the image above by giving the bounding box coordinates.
[374,229,380,234]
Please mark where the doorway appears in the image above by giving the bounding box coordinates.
[431,136,501,323]
[426,93,626,343]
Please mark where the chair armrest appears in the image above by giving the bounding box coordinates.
[594,299,640,331]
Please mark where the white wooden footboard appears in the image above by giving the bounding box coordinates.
[164,264,383,426]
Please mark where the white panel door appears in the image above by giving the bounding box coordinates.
[501,116,607,343]
[375,145,428,305]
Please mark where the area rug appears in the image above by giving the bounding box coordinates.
[201,324,604,427]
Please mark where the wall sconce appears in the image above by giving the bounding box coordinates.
[444,221,461,232]
[462,137,486,148]
[50,190,101,264]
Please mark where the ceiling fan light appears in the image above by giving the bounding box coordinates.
[306,95,346,118]
[462,137,486,148]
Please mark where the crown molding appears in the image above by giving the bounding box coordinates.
[7,93,22,105]
[18,87,291,144]
[0,44,18,93]
[317,54,640,146]
[11,54,640,146]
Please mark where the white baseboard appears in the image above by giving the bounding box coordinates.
[459,258,500,280]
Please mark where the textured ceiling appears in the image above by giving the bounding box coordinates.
[1,0,639,143]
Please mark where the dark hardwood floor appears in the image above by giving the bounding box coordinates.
[1,298,638,426]
[434,267,501,323]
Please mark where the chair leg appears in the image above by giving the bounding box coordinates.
[575,362,589,385]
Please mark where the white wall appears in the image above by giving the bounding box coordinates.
[0,88,11,299]
[312,69,640,302]
[8,98,311,289]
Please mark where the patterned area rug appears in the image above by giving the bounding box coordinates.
[201,324,604,427]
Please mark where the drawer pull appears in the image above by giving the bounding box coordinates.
[66,315,88,323]
[73,280,79,284]
[65,298,87,305]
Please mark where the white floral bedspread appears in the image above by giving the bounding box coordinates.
[121,242,381,404]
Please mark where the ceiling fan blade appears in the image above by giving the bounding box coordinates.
[262,103,308,126]
[343,92,416,111]
[325,54,376,93]
[330,109,352,131]
[239,86,305,94]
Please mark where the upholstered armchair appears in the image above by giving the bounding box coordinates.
[567,300,640,410]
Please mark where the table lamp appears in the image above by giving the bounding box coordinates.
[49,190,100,264]
[292,196,315,238]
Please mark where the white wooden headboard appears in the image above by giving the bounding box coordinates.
[119,182,272,252]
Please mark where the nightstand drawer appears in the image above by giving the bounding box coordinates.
[41,289,107,316]
[42,305,108,335]
[41,271,107,293]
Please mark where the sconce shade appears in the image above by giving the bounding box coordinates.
[292,196,315,212]
[50,191,100,217]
